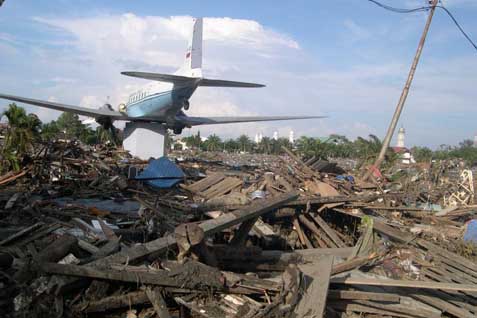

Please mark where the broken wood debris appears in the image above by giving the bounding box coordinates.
[1,141,477,317]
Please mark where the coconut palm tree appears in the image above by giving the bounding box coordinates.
[2,103,41,156]
[258,136,272,154]
[1,103,42,171]
[205,134,222,151]
[237,134,252,152]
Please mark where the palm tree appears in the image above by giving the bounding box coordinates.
[206,134,222,151]
[237,134,252,152]
[1,103,42,171]
[296,136,315,157]
[2,103,41,156]
[258,137,272,154]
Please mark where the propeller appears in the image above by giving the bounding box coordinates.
[96,102,119,145]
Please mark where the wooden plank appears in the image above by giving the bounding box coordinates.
[145,287,170,318]
[417,239,477,273]
[0,223,44,246]
[40,262,224,291]
[293,218,314,249]
[294,256,333,318]
[94,192,298,266]
[298,214,335,248]
[329,302,416,318]
[327,289,399,302]
[331,300,439,318]
[330,276,477,292]
[229,217,259,246]
[310,213,346,247]
[183,173,225,193]
[331,255,375,275]
[409,291,475,318]
[75,291,149,313]
[202,177,242,199]
[281,146,320,177]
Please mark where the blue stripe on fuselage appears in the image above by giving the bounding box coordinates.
[126,85,196,118]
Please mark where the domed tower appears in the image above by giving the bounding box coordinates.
[397,127,405,148]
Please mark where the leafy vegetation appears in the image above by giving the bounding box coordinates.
[1,104,119,172]
[1,103,42,171]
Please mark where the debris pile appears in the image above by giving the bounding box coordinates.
[1,142,477,318]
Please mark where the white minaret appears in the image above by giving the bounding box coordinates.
[397,127,405,148]
[258,132,263,143]
[474,132,477,147]
[273,131,279,141]
[289,130,295,144]
[254,133,260,144]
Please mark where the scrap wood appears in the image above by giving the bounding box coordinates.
[331,254,378,275]
[74,290,149,313]
[281,145,321,178]
[40,261,226,291]
[0,168,29,186]
[145,287,171,318]
[310,213,346,247]
[330,276,477,292]
[329,300,439,318]
[293,217,313,249]
[298,214,334,248]
[293,255,334,318]
[0,222,44,246]
[94,192,298,266]
[327,289,400,302]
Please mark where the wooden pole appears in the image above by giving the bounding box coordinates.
[364,0,438,180]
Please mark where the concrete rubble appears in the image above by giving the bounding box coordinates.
[1,141,477,318]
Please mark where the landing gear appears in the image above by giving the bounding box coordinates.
[173,127,183,135]
[183,100,190,111]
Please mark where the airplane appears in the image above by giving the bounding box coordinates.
[0,17,324,136]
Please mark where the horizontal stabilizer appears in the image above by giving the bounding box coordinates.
[199,78,265,88]
[177,115,326,126]
[121,72,264,88]
[121,72,197,84]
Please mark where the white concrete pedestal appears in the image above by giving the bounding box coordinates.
[123,122,168,160]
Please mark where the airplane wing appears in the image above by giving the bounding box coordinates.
[0,93,127,120]
[177,115,326,126]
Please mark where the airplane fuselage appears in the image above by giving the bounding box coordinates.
[125,81,198,118]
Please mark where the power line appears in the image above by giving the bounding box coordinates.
[367,0,431,13]
[367,0,477,52]
[438,5,477,51]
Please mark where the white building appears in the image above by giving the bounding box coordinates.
[289,130,295,144]
[397,127,405,148]
[273,131,278,141]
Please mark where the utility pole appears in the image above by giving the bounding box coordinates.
[363,0,438,181]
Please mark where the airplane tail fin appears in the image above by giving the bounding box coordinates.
[122,17,264,88]
[176,17,203,78]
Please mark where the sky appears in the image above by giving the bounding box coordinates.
[0,0,476,148]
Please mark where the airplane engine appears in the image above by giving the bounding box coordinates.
[101,103,114,111]
[118,103,127,113]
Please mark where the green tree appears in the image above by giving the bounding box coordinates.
[223,138,239,152]
[411,146,433,162]
[203,134,222,151]
[237,134,252,152]
[56,112,87,141]
[257,136,272,154]
[41,121,60,141]
[1,103,42,171]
